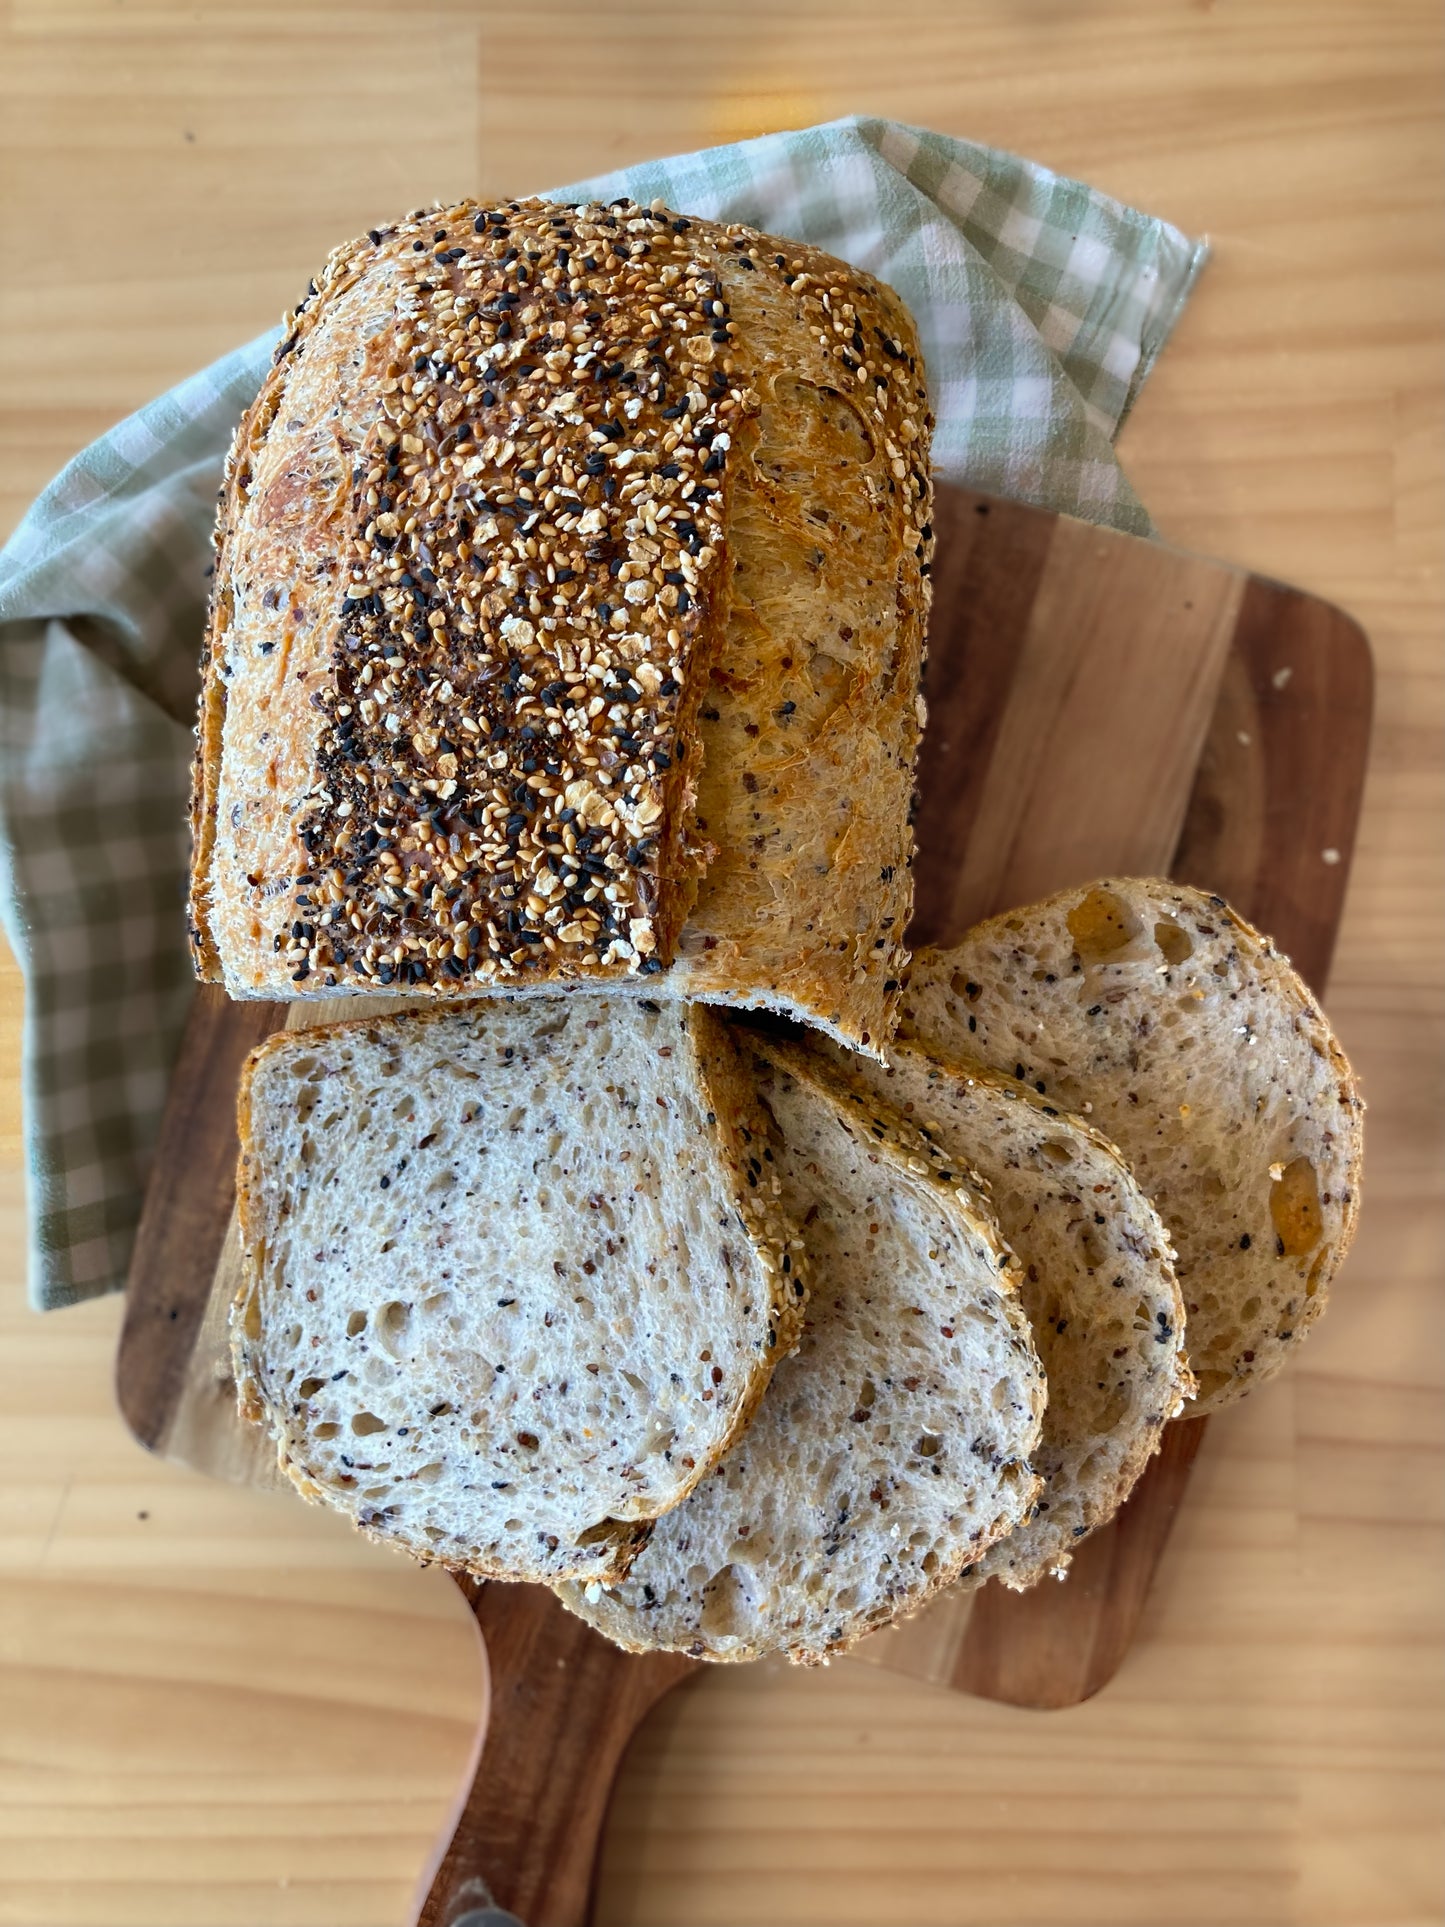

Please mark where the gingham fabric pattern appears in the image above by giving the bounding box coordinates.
[0,116,1206,1309]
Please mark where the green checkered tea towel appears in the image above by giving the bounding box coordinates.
[0,115,1206,1309]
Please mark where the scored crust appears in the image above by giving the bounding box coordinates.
[189,196,932,1048]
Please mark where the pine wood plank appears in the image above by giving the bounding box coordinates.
[0,6,1438,1923]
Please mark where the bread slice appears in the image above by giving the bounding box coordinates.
[232,997,804,1584]
[815,1035,1194,1586]
[189,195,932,1053]
[901,879,1364,1415]
[556,1038,1045,1662]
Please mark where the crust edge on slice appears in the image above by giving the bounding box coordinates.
[901,877,1364,1417]
[556,1032,1046,1663]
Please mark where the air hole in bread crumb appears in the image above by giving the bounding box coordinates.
[1271,1155,1323,1257]
[700,1564,756,1638]
[346,1310,367,1337]
[351,1411,388,1436]
[1067,886,1143,962]
[298,1376,326,1398]
[1154,918,1194,965]
[377,1301,412,1356]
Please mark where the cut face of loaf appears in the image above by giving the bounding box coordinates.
[556,1040,1045,1663]
[819,1036,1194,1587]
[232,998,803,1584]
[901,879,1364,1415]
[190,195,932,1052]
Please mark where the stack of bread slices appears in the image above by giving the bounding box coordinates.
[196,196,1363,1665]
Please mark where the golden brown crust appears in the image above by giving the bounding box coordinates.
[663,241,933,1053]
[192,199,763,996]
[687,1010,810,1423]
[190,198,932,1049]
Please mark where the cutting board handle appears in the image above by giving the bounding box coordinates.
[413,1580,696,1927]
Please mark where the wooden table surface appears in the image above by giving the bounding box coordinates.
[1,4,1440,1924]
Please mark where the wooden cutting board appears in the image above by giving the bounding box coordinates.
[115,481,1371,1927]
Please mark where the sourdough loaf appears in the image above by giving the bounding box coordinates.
[557,1039,1045,1662]
[901,879,1364,1415]
[232,997,803,1584]
[190,196,933,1050]
[818,1035,1194,1586]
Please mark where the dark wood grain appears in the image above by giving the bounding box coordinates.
[952,1417,1209,1709]
[912,488,1243,940]
[948,571,1373,1709]
[115,985,286,1451]
[416,1585,695,1927]
[909,491,1054,940]
[1172,574,1374,983]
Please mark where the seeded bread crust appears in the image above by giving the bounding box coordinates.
[557,1038,1045,1663]
[232,996,804,1585]
[190,196,931,1051]
[817,1035,1194,1587]
[902,880,1364,1415]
